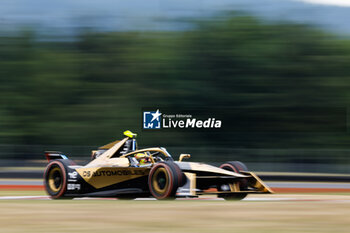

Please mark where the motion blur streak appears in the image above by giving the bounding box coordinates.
[298,0,350,7]
[1,10,350,173]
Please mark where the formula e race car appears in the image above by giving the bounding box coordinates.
[44,130,273,200]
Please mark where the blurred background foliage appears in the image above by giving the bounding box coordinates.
[1,13,350,169]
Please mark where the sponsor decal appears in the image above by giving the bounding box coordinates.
[76,168,150,189]
[82,169,146,178]
[67,183,81,190]
[143,109,222,129]
[83,171,91,178]
[68,171,78,179]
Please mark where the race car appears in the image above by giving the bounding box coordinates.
[43,130,273,200]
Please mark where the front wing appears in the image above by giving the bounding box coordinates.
[177,171,273,197]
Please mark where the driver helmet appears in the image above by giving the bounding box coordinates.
[135,153,150,165]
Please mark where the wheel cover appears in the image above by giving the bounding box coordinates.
[48,167,63,192]
[152,168,169,194]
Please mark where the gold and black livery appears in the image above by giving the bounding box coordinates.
[44,130,273,200]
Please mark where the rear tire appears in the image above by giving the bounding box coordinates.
[218,161,249,201]
[148,162,183,200]
[44,160,70,199]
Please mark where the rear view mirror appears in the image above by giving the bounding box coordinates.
[179,154,191,162]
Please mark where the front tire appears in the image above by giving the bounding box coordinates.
[218,193,247,200]
[218,161,249,201]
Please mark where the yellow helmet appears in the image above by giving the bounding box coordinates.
[124,130,137,138]
[135,153,146,159]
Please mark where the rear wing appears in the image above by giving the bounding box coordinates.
[44,151,68,162]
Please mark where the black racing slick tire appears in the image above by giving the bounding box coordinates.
[148,162,183,200]
[116,195,138,200]
[219,161,248,173]
[218,161,249,201]
[44,160,70,199]
[218,193,248,200]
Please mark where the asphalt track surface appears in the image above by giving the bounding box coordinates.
[1,181,349,204]
[2,180,350,188]
[1,180,350,188]
[1,179,350,193]
[1,180,349,202]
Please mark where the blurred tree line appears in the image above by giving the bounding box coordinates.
[1,13,350,155]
